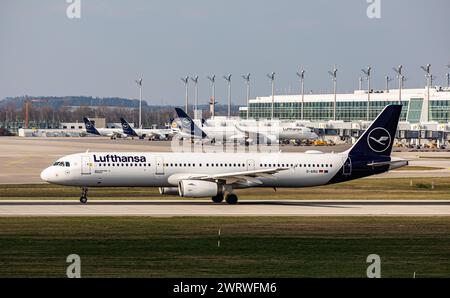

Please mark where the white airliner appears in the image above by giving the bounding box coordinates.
[120,118,175,140]
[42,105,407,204]
[83,117,125,139]
[174,108,318,144]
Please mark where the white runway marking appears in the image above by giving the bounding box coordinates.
[0,200,449,217]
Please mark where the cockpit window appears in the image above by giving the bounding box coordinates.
[65,162,70,167]
[53,161,69,167]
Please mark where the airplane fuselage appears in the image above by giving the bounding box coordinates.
[40,151,401,189]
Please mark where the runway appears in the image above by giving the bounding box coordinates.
[1,200,449,217]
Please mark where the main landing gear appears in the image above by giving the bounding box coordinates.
[211,193,238,205]
[212,194,224,203]
[225,193,238,205]
[80,187,88,204]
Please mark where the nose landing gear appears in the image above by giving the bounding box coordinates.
[80,187,88,204]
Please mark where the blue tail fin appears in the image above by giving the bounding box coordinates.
[83,117,100,135]
[349,104,402,157]
[120,118,138,137]
[174,108,208,139]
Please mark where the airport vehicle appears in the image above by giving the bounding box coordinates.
[42,105,407,204]
[120,118,174,140]
[174,108,318,144]
[83,117,126,139]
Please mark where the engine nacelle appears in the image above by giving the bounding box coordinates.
[159,187,179,195]
[178,180,219,198]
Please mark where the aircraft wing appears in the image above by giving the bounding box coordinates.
[173,167,290,185]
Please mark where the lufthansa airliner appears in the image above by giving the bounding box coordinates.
[41,105,407,204]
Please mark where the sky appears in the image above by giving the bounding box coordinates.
[0,0,449,106]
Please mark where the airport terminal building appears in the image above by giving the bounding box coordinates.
[237,86,450,147]
[239,87,450,123]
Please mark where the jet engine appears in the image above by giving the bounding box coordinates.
[178,180,219,197]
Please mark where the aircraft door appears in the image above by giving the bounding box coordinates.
[81,156,92,175]
[155,156,164,175]
[246,159,255,171]
[342,157,352,176]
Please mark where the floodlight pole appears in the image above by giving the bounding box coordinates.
[135,78,143,128]
[266,72,275,119]
[362,67,372,121]
[420,64,431,122]
[224,74,232,118]
[207,75,216,118]
[446,64,450,88]
[242,74,251,119]
[385,76,393,93]
[190,76,199,118]
[296,70,305,120]
[181,76,189,113]
[393,65,403,104]
[328,66,337,121]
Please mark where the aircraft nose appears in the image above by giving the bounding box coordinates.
[40,167,52,182]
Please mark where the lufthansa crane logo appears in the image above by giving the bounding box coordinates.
[367,127,391,153]
[122,123,129,129]
[181,118,192,128]
[85,122,92,129]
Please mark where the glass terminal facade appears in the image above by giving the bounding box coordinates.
[239,88,450,123]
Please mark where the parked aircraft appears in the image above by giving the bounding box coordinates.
[83,117,125,139]
[174,108,318,144]
[120,118,175,140]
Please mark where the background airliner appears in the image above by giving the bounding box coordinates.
[83,117,126,139]
[120,118,175,140]
[43,105,407,204]
[174,108,318,144]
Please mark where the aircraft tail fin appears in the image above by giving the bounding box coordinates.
[174,108,208,139]
[348,104,402,157]
[83,117,100,135]
[120,118,138,137]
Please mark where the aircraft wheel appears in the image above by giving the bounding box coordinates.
[212,194,224,203]
[225,193,238,205]
[80,187,88,204]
